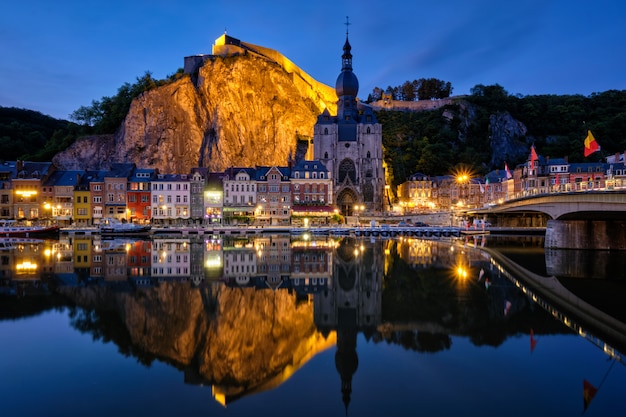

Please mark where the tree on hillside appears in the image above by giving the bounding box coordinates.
[370,78,453,102]
[400,80,418,101]
[417,78,453,100]
[70,70,183,134]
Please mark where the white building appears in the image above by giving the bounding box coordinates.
[151,173,190,223]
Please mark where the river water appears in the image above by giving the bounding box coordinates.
[0,234,624,417]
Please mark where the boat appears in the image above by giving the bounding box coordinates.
[0,237,44,250]
[0,220,60,237]
[99,218,151,235]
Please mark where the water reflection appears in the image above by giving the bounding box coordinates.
[1,234,625,410]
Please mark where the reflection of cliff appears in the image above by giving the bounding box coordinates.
[56,282,335,405]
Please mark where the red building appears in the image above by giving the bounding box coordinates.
[127,167,156,224]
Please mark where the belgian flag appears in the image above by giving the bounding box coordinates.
[583,130,600,157]
[583,379,598,412]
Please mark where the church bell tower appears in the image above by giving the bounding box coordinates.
[313,18,384,216]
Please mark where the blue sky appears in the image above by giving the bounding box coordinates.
[1,0,625,120]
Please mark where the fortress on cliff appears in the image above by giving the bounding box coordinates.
[184,33,337,111]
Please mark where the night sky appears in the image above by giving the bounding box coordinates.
[1,0,625,120]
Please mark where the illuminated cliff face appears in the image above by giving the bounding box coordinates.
[53,53,337,173]
[57,281,335,405]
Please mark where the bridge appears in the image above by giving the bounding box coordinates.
[478,244,626,362]
[467,190,626,220]
[466,190,626,250]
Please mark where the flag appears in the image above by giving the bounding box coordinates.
[505,162,512,179]
[584,130,600,157]
[479,181,485,193]
[504,300,512,316]
[530,145,538,169]
[530,328,538,353]
[583,379,598,411]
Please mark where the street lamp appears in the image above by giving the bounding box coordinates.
[456,174,470,208]
[43,203,51,225]
[354,204,364,226]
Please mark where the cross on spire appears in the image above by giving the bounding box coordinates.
[344,16,350,36]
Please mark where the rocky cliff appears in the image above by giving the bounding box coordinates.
[51,40,532,175]
[57,281,335,404]
[53,52,337,173]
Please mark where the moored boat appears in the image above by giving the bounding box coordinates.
[99,218,151,235]
[0,237,45,250]
[0,220,60,237]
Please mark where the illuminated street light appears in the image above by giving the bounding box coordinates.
[354,204,364,226]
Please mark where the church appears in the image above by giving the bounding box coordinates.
[313,28,385,216]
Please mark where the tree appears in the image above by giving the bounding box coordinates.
[417,78,453,100]
[400,80,417,101]
[369,87,384,102]
[69,71,167,134]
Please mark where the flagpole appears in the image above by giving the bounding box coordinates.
[582,358,616,414]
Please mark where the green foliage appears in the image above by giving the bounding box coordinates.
[369,78,453,102]
[467,87,626,163]
[70,70,185,134]
[0,106,81,161]
[0,70,187,161]
[379,86,626,186]
[377,107,464,184]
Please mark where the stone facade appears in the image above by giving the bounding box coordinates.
[313,34,385,215]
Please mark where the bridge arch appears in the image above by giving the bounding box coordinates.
[469,191,626,221]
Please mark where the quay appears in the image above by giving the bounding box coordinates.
[57,224,544,238]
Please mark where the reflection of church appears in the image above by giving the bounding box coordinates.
[313,29,384,215]
[314,237,383,413]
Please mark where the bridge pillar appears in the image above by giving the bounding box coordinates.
[546,219,626,250]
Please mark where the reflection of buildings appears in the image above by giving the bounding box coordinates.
[220,235,334,296]
[223,237,257,287]
[151,238,191,281]
[290,238,333,296]
[255,235,291,289]
[192,237,220,285]
[314,237,383,413]
[0,240,42,282]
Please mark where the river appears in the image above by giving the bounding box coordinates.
[0,233,624,417]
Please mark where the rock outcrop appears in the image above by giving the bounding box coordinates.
[54,51,337,173]
[57,281,335,403]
